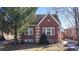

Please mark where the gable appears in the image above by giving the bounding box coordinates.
[37,14,61,26]
[31,14,45,25]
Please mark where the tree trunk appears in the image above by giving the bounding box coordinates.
[14,25,18,45]
[74,8,78,39]
[1,31,4,36]
[74,7,79,45]
[1,14,4,36]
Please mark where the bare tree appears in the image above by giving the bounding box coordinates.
[73,7,79,41]
[39,7,79,41]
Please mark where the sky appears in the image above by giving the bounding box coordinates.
[36,7,75,29]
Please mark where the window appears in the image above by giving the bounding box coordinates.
[27,27,33,35]
[25,39,33,42]
[43,27,55,36]
[47,28,51,35]
[49,39,54,43]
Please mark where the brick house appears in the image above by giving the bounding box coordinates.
[21,14,61,43]
[64,27,77,40]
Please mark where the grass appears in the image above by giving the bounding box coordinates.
[0,42,67,51]
[21,43,66,51]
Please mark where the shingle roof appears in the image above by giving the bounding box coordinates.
[31,14,61,25]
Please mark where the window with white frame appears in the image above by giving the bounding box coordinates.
[27,27,33,35]
[25,39,33,42]
[43,27,55,36]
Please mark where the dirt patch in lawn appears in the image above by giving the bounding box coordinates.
[21,43,66,51]
[0,43,67,51]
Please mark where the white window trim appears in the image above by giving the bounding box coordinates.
[52,27,55,36]
[37,14,61,26]
[25,39,33,42]
[42,27,55,36]
[27,27,33,35]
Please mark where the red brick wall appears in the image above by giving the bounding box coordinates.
[58,32,66,40]
[38,15,59,42]
[64,28,77,40]
[21,26,36,41]
[21,15,60,43]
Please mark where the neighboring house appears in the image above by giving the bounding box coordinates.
[21,14,61,43]
[64,27,77,40]
[58,32,66,40]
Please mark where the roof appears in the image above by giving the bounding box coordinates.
[31,14,61,25]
